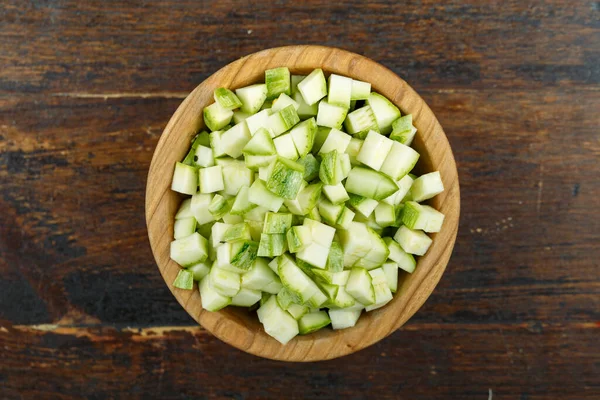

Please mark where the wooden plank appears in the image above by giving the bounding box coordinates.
[0,322,598,399]
[0,0,598,95]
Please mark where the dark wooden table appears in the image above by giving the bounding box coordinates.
[1,1,598,399]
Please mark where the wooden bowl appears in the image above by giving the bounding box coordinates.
[146,45,460,361]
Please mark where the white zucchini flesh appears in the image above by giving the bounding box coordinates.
[318,128,351,154]
[410,171,445,202]
[171,162,198,195]
[393,226,432,256]
[356,130,394,171]
[199,165,225,193]
[199,275,231,312]
[327,74,353,109]
[297,68,327,106]
[329,308,362,330]
[401,201,445,233]
[379,141,420,181]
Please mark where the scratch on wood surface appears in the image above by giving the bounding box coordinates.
[29,324,60,332]
[52,92,188,99]
[536,164,544,215]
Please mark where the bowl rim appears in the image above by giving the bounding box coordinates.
[146,45,460,361]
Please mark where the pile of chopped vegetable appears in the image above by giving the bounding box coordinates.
[169,67,445,344]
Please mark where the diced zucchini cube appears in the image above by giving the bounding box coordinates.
[319,149,341,185]
[346,267,376,305]
[221,161,255,196]
[317,198,343,226]
[232,110,250,124]
[203,102,233,132]
[383,237,416,273]
[327,74,353,109]
[271,92,300,112]
[273,133,299,160]
[263,212,293,234]
[316,100,348,130]
[350,79,371,100]
[297,153,320,182]
[173,269,194,290]
[289,117,317,158]
[208,194,231,219]
[287,303,310,320]
[325,242,344,272]
[199,165,224,193]
[257,233,287,257]
[318,128,352,154]
[293,91,319,119]
[278,258,320,304]
[222,222,252,242]
[380,141,420,181]
[390,114,417,146]
[401,201,445,233]
[209,265,241,297]
[188,261,211,281]
[211,222,232,248]
[241,258,279,291]
[344,105,379,139]
[230,185,257,215]
[175,198,193,220]
[291,75,305,94]
[357,130,394,171]
[260,300,299,345]
[284,182,322,215]
[329,308,362,330]
[297,68,327,106]
[346,138,363,165]
[230,287,262,307]
[411,171,445,202]
[214,87,242,110]
[303,218,336,247]
[267,104,300,137]
[365,268,393,311]
[374,202,396,227]
[298,311,331,335]
[335,207,355,230]
[192,144,215,168]
[245,109,272,135]
[297,242,330,269]
[191,192,215,225]
[311,126,331,154]
[174,217,197,240]
[170,232,208,267]
[171,162,198,195]
[229,240,259,270]
[220,121,252,158]
[236,84,268,114]
[248,179,284,212]
[322,183,350,205]
[243,127,276,156]
[265,67,291,100]
[286,225,312,253]
[382,261,399,292]
[209,130,227,158]
[347,194,378,218]
[199,275,231,312]
[365,92,401,135]
[394,226,432,256]
[345,167,398,201]
[265,157,305,200]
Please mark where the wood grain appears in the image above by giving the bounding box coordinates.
[1,0,599,397]
[145,45,460,361]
